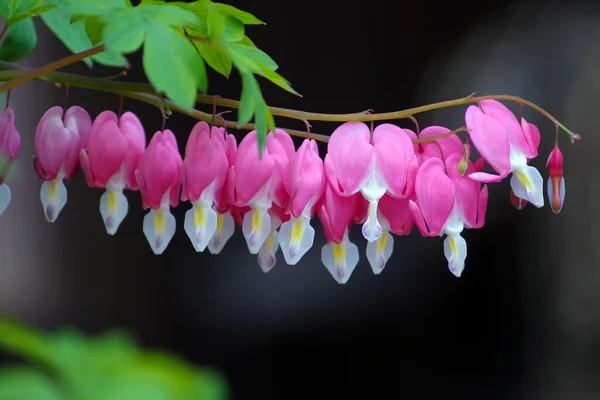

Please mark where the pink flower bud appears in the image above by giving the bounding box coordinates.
[546,145,565,214]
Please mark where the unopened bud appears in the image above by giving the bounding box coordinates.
[510,189,527,210]
[546,145,565,214]
[458,144,470,176]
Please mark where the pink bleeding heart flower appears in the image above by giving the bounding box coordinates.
[324,122,418,243]
[34,106,92,223]
[79,111,146,235]
[135,130,182,255]
[231,129,295,254]
[465,100,543,207]
[317,181,361,284]
[508,122,541,209]
[546,145,565,214]
[406,126,464,164]
[278,138,326,265]
[207,126,240,255]
[0,107,21,218]
[181,122,230,252]
[366,193,414,275]
[258,204,290,273]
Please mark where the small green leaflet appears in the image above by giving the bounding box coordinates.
[40,5,127,67]
[0,17,37,62]
[0,367,65,400]
[0,0,55,25]
[239,72,275,157]
[143,21,207,110]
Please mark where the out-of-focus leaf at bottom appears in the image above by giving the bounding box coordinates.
[0,367,65,400]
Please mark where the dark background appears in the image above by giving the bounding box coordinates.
[1,0,599,398]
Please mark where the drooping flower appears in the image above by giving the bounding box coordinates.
[135,130,182,254]
[366,193,413,274]
[317,181,362,284]
[34,106,92,222]
[207,127,240,255]
[79,111,146,234]
[258,204,290,273]
[0,107,21,218]
[324,122,418,243]
[405,126,464,164]
[465,100,544,207]
[546,145,565,214]
[181,122,229,252]
[278,138,325,265]
[409,154,488,277]
[508,122,541,210]
[231,129,295,254]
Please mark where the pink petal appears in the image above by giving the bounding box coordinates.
[419,126,464,161]
[35,107,76,180]
[465,107,511,180]
[379,194,413,235]
[372,123,416,198]
[519,118,539,159]
[233,130,275,206]
[0,108,20,159]
[317,181,357,244]
[181,121,228,203]
[446,153,485,229]
[120,112,146,190]
[62,106,92,179]
[286,139,325,218]
[480,100,530,157]
[84,111,128,187]
[137,131,182,209]
[266,129,295,208]
[325,122,372,196]
[409,157,455,236]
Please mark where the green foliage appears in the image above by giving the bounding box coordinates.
[0,0,55,25]
[34,0,299,154]
[0,0,298,154]
[0,17,36,61]
[0,318,228,400]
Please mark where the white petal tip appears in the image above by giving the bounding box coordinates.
[41,180,67,223]
[143,208,176,255]
[0,184,11,217]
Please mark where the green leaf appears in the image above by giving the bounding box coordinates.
[0,0,41,20]
[0,17,37,61]
[84,16,104,45]
[238,72,256,126]
[214,3,263,25]
[193,40,232,77]
[0,367,65,400]
[136,4,201,27]
[206,2,225,40]
[143,21,207,110]
[102,11,145,53]
[226,42,277,71]
[58,0,127,16]
[239,35,256,48]
[222,15,243,42]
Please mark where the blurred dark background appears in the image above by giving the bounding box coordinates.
[1,0,599,398]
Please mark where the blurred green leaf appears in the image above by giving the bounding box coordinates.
[239,72,274,156]
[40,6,128,67]
[214,3,263,25]
[144,21,207,110]
[193,39,232,77]
[83,16,104,45]
[0,17,37,61]
[0,0,40,21]
[0,367,65,400]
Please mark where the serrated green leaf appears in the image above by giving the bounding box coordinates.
[0,367,65,400]
[226,42,277,71]
[193,40,232,77]
[102,11,144,53]
[143,21,207,110]
[0,0,41,21]
[0,17,37,62]
[41,7,128,67]
[215,3,263,25]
